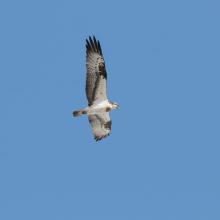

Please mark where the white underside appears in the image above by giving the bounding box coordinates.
[83,100,109,115]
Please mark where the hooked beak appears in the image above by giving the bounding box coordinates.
[117,106,120,110]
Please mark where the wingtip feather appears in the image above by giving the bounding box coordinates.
[86,35,102,55]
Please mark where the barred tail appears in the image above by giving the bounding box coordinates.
[73,110,87,117]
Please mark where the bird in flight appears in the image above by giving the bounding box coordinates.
[73,36,119,141]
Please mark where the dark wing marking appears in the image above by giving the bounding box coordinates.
[86,36,108,106]
[88,113,112,141]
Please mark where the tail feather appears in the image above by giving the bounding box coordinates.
[73,110,87,117]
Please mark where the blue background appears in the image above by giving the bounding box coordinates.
[0,1,219,219]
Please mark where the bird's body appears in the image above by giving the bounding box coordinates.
[73,101,117,116]
[73,36,119,141]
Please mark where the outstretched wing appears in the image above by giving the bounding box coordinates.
[88,113,112,141]
[86,36,107,106]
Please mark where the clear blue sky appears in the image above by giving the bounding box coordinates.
[0,1,219,219]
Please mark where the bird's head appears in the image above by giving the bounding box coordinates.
[111,102,120,110]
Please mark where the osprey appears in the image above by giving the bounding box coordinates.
[73,36,119,141]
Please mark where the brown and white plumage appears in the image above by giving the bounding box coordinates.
[73,36,119,141]
[85,36,107,106]
[88,114,112,141]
